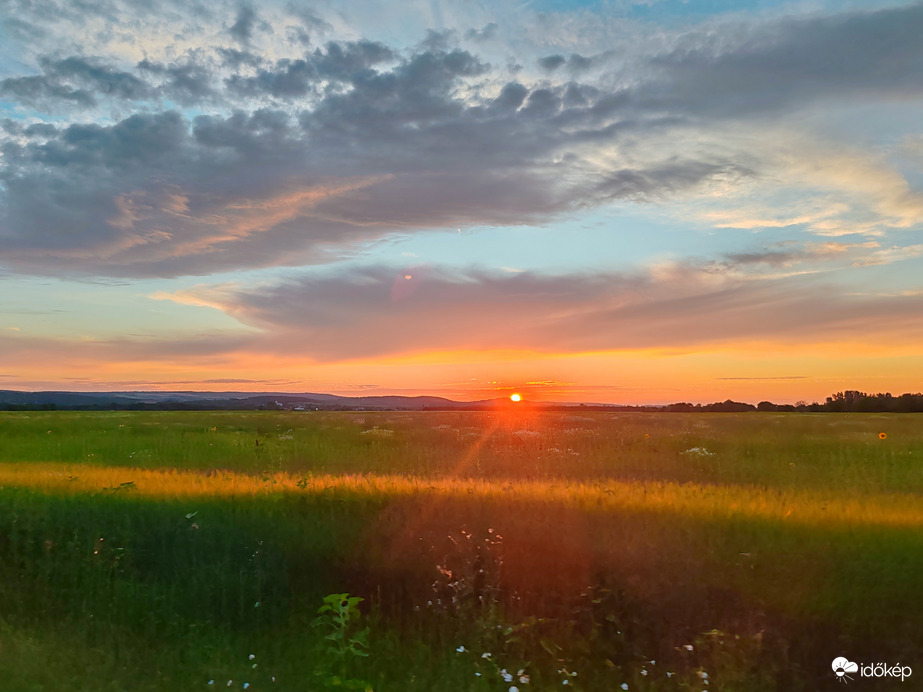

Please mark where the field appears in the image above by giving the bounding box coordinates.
[0,410,920,691]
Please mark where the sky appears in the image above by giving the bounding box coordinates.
[1,0,922,404]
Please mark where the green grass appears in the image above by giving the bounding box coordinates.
[0,411,920,690]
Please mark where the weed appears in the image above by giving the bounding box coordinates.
[311,593,373,691]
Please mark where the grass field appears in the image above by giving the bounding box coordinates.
[0,410,920,691]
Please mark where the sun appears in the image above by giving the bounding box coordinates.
[510,393,522,402]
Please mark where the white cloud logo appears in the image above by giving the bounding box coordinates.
[833,657,859,683]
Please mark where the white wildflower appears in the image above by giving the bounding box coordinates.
[456,645,466,653]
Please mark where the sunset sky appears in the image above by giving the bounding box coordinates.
[1,0,922,404]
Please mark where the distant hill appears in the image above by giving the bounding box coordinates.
[0,389,515,411]
[5,389,918,412]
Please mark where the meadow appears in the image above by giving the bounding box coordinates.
[0,409,920,691]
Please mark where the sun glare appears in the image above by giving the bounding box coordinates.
[510,393,521,402]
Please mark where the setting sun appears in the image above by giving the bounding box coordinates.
[510,393,522,402]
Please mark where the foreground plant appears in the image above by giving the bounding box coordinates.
[312,593,373,691]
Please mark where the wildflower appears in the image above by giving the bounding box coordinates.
[683,446,713,456]
[698,671,708,679]
[509,687,520,692]
[502,669,513,682]
[208,681,214,686]
[684,644,694,651]
[641,669,648,676]
[482,652,492,659]
[456,645,467,653]
[243,685,250,690]
[621,685,629,691]
[666,672,673,678]
[562,681,568,686]
[519,674,530,683]
[879,432,887,439]
[248,654,255,660]
[227,681,233,687]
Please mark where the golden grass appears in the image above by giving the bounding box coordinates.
[2,462,922,529]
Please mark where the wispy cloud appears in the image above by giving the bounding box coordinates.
[149,262,923,360]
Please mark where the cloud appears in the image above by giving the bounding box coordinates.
[0,1,922,278]
[716,241,884,271]
[229,5,259,45]
[152,262,923,361]
[716,377,807,381]
[137,59,219,105]
[538,54,566,71]
[0,39,746,277]
[644,3,923,118]
[224,39,395,99]
[1,75,95,108]
[0,55,153,111]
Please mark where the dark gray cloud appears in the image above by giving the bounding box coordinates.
[41,56,152,100]
[643,2,923,118]
[593,160,753,202]
[229,5,258,44]
[216,47,264,69]
[1,55,152,108]
[538,54,566,72]
[137,59,219,104]
[225,40,394,99]
[464,22,498,42]
[0,74,96,108]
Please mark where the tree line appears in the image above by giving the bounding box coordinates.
[663,391,923,413]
